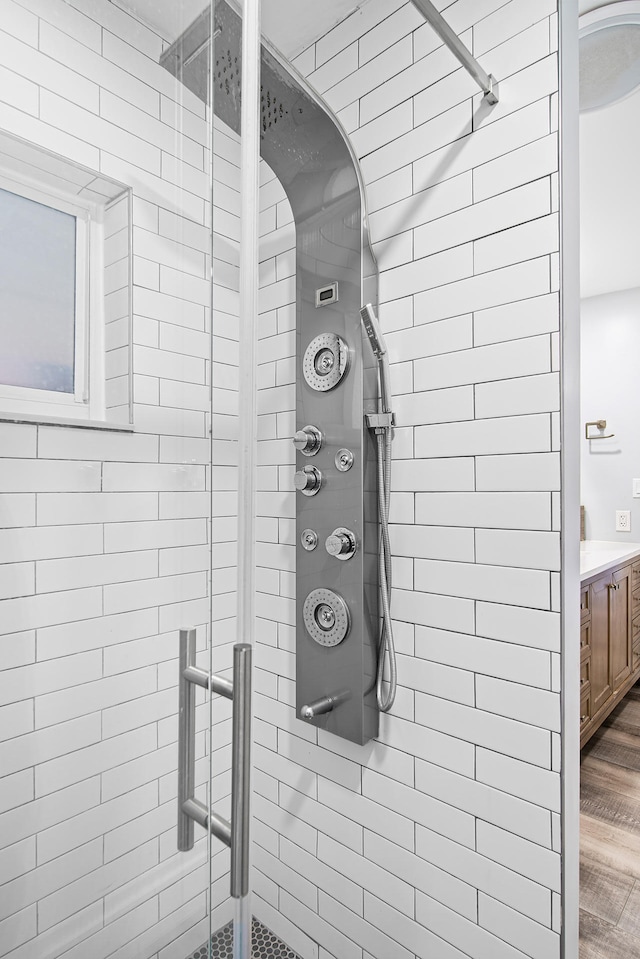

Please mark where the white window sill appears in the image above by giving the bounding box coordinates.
[0,412,134,432]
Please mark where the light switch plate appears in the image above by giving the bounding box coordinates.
[633,479,640,498]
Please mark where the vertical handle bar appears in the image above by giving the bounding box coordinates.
[231,643,252,898]
[177,631,252,900]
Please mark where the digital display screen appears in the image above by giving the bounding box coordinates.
[315,283,338,307]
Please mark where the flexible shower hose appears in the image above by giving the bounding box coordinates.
[360,302,397,713]
[375,422,396,712]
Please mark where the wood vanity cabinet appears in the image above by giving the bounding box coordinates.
[633,561,640,671]
[588,574,611,717]
[581,556,640,747]
[580,584,592,735]
[611,565,632,691]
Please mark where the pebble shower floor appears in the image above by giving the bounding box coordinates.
[188,920,301,959]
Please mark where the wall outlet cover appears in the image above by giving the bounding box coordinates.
[616,509,631,532]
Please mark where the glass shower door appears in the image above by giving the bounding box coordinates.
[0,1,222,957]
[209,0,261,954]
[136,0,263,954]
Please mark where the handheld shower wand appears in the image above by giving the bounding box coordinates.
[360,304,396,713]
[360,303,392,415]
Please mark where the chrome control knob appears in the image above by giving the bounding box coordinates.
[325,527,356,560]
[294,466,322,496]
[301,529,318,551]
[293,425,322,456]
[335,448,354,472]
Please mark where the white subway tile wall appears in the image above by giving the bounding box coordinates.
[255,2,561,958]
[0,1,238,958]
[0,1,563,958]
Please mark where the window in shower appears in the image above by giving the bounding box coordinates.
[0,130,133,427]
[0,181,81,396]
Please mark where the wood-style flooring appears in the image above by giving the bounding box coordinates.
[580,681,640,957]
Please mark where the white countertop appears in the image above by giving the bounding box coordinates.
[580,540,640,581]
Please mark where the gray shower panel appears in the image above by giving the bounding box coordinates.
[162,0,379,744]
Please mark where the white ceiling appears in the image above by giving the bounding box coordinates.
[579,0,630,12]
[116,0,365,57]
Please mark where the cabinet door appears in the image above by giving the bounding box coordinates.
[611,565,632,691]
[633,608,640,672]
[590,573,612,715]
[580,586,590,625]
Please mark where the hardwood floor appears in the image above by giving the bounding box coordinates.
[580,682,640,957]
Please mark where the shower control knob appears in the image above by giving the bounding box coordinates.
[335,448,354,472]
[325,527,356,560]
[294,466,322,496]
[301,529,318,551]
[293,425,322,456]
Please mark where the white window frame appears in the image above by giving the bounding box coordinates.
[0,169,105,423]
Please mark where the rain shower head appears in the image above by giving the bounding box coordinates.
[159,0,344,202]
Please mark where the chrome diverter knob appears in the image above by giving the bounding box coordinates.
[294,465,322,496]
[293,425,322,456]
[325,527,356,560]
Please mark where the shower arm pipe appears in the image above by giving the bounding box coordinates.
[410,0,499,104]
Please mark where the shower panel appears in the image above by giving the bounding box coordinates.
[162,0,380,745]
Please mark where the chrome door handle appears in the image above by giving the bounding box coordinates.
[177,629,252,899]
